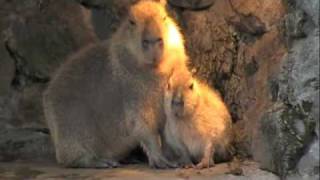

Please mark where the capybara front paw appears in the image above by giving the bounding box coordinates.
[182,164,195,169]
[149,158,177,169]
[93,159,121,168]
[195,161,215,169]
[177,159,194,169]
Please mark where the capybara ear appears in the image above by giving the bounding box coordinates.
[189,82,194,90]
[167,80,171,90]
[169,67,175,78]
[115,0,139,20]
[127,8,136,26]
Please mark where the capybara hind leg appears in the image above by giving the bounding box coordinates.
[140,135,177,169]
[69,158,121,168]
[54,140,120,168]
[196,142,215,169]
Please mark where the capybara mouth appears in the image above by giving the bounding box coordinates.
[174,111,184,118]
[144,60,160,70]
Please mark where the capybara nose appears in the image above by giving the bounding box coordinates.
[157,38,163,48]
[172,99,184,107]
[142,40,149,50]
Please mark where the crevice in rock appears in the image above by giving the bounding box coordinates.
[282,0,317,49]
[37,0,52,13]
[226,0,266,39]
[74,0,113,9]
[0,127,54,162]
[25,127,50,135]
[167,0,215,10]
[4,40,49,91]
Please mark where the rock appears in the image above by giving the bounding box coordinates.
[225,0,285,28]
[0,27,18,131]
[0,44,14,97]
[253,102,307,176]
[0,128,54,162]
[168,0,215,10]
[285,9,307,39]
[0,91,19,130]
[0,0,98,128]
[252,1,319,177]
[91,7,121,40]
[283,27,319,178]
[179,5,237,93]
[75,0,114,8]
[75,0,137,9]
[90,0,138,40]
[227,0,266,36]
[292,138,319,180]
[16,84,48,128]
[295,0,319,26]
[3,0,97,87]
[227,14,266,36]
[0,0,98,161]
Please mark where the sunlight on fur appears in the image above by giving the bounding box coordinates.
[158,19,187,74]
[166,22,183,49]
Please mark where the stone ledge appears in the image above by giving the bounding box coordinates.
[0,161,279,180]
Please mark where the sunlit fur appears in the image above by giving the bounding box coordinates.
[110,0,187,75]
[164,69,232,168]
[159,15,187,75]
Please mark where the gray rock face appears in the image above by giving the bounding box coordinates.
[295,0,319,26]
[4,0,97,84]
[0,0,97,161]
[0,41,16,130]
[294,139,319,180]
[253,0,319,178]
[0,128,54,162]
[0,46,14,97]
[284,19,319,180]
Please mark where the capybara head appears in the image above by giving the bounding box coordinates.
[164,69,200,119]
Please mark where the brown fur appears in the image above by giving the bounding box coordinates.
[163,69,232,168]
[43,0,186,168]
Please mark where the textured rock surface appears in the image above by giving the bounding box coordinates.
[0,0,318,179]
[0,39,15,130]
[0,0,97,161]
[0,128,54,162]
[252,1,319,178]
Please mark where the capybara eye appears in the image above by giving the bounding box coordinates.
[189,83,194,90]
[167,83,171,90]
[142,40,149,49]
[129,19,136,26]
[157,38,163,47]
